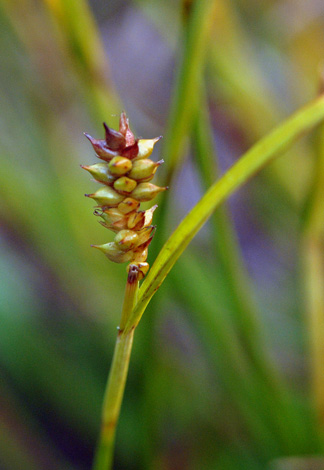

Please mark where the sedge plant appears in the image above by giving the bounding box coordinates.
[83,113,165,468]
[83,93,324,469]
[2,1,324,468]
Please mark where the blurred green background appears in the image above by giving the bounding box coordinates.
[1,0,324,469]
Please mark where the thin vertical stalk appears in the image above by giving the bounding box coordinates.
[302,123,324,430]
[92,268,139,470]
[161,0,218,184]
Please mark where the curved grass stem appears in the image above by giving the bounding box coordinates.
[92,270,139,470]
[126,93,324,334]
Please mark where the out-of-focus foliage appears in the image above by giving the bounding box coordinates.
[1,0,324,469]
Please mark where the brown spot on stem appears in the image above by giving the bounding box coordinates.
[101,420,117,439]
[117,327,124,337]
[127,264,140,284]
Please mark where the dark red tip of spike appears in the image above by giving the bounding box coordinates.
[103,122,126,150]
[84,131,118,160]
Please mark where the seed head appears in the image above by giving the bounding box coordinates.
[84,113,165,278]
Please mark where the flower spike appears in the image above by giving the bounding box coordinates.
[84,113,165,278]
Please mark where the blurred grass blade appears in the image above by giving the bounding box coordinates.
[42,0,120,119]
[193,88,271,371]
[207,0,312,204]
[191,90,307,443]
[124,94,324,333]
[43,0,110,78]
[0,382,75,470]
[302,123,324,428]
[161,0,218,184]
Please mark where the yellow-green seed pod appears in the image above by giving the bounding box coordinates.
[118,198,140,214]
[127,211,145,229]
[135,137,161,160]
[91,242,135,263]
[95,208,128,231]
[81,163,116,185]
[108,156,132,176]
[86,186,125,206]
[127,159,162,181]
[114,229,139,251]
[130,183,167,202]
[113,176,137,193]
[126,262,149,280]
[143,205,158,227]
[127,206,157,230]
[136,226,155,246]
[98,220,127,232]
[132,246,149,263]
[96,207,124,224]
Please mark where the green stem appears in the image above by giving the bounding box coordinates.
[92,269,139,470]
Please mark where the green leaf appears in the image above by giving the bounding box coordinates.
[124,94,324,334]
